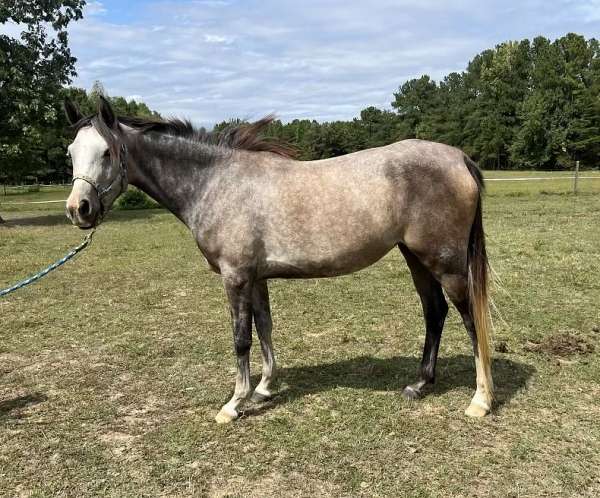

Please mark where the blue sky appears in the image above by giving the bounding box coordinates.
[38,1,600,125]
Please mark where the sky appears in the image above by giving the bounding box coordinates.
[12,1,600,126]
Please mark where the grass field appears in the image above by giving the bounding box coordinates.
[1,172,599,497]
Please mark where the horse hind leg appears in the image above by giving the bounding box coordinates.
[250,280,276,403]
[400,241,493,416]
[399,244,448,400]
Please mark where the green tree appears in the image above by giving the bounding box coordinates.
[357,106,400,148]
[391,75,438,139]
[416,72,472,147]
[0,0,86,184]
[469,40,532,169]
[89,79,106,101]
[511,34,600,169]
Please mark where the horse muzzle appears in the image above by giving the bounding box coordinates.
[66,182,101,229]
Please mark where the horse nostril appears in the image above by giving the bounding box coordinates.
[78,198,91,217]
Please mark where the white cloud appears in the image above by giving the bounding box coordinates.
[203,34,233,44]
[567,0,600,22]
[85,1,107,17]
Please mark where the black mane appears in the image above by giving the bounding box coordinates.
[72,114,296,158]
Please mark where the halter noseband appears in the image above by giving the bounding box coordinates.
[72,143,128,218]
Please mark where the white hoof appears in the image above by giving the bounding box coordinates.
[465,402,490,418]
[215,407,238,424]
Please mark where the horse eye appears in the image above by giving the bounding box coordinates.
[103,150,110,158]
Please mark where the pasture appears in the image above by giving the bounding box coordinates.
[1,172,599,497]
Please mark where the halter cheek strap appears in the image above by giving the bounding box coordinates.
[72,143,128,218]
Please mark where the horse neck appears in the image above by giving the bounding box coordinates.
[124,133,221,227]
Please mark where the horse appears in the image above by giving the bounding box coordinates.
[64,96,494,423]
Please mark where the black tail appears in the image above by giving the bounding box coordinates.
[463,153,485,192]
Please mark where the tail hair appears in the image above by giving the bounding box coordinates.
[464,155,494,401]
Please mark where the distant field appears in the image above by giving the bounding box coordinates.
[1,172,599,496]
[484,170,600,197]
[485,170,600,177]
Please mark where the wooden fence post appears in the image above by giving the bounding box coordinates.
[573,160,580,194]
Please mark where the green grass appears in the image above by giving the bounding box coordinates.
[484,170,600,177]
[483,170,600,197]
[1,172,599,497]
[0,186,70,214]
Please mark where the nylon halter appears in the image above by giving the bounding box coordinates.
[72,143,128,218]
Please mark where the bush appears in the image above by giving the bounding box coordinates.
[116,187,159,210]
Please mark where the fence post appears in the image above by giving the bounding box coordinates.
[573,160,580,194]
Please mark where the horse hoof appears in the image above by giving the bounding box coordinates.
[402,386,421,401]
[465,402,489,418]
[215,407,238,424]
[250,390,272,403]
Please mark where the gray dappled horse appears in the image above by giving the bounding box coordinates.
[64,97,494,423]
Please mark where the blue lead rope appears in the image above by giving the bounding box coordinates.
[0,229,95,298]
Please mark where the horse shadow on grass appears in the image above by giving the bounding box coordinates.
[0,208,165,228]
[244,354,534,417]
[0,393,47,421]
[1,213,70,227]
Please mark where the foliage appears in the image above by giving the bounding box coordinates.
[221,33,600,170]
[0,81,160,185]
[116,186,160,210]
[392,34,600,169]
[0,0,86,183]
[0,2,160,185]
[1,23,599,182]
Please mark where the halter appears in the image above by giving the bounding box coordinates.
[72,143,128,218]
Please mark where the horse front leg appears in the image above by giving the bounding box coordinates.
[215,272,254,424]
[250,280,276,402]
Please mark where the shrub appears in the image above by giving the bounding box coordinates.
[116,187,159,210]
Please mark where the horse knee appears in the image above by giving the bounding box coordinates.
[234,336,252,357]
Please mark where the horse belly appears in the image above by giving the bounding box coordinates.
[262,204,401,278]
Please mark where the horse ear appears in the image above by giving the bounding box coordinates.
[64,98,83,125]
[98,95,117,128]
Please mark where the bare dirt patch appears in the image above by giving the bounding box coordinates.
[525,332,595,357]
[495,340,510,353]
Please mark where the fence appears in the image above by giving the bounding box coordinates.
[1,174,599,207]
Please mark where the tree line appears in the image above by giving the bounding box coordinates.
[1,0,598,185]
[225,33,599,170]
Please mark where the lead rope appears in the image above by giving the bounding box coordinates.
[0,229,96,298]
